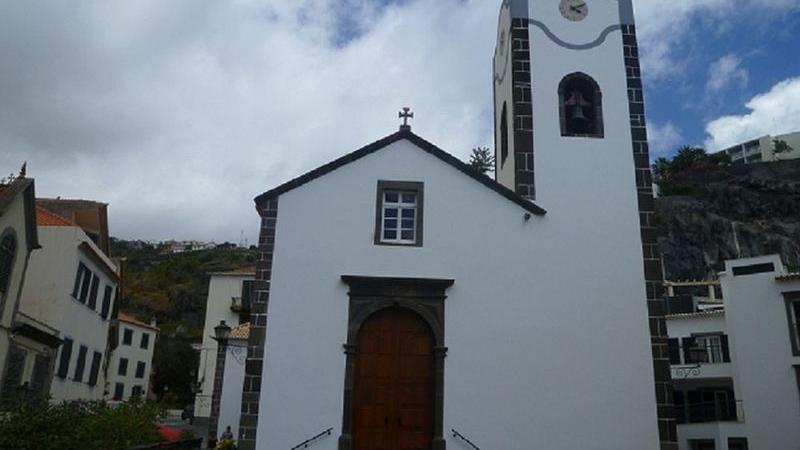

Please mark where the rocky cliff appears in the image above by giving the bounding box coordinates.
[656,159,800,280]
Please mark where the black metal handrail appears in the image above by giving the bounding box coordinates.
[289,428,333,450]
[452,429,481,450]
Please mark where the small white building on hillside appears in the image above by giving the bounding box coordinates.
[107,312,158,401]
[19,203,119,401]
[666,255,800,450]
[193,270,253,421]
[0,174,61,404]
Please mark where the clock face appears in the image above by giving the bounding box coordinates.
[559,0,588,22]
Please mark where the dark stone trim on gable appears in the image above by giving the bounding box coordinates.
[337,275,453,450]
[510,18,535,200]
[237,198,279,450]
[253,129,546,216]
[622,24,678,450]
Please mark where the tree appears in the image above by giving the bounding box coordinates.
[468,146,495,175]
[151,338,199,408]
[773,139,794,160]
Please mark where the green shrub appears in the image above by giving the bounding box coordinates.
[0,397,164,450]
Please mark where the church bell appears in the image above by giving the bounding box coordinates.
[565,90,591,127]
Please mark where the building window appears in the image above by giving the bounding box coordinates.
[728,437,749,450]
[140,333,150,350]
[135,362,146,379]
[0,231,17,296]
[113,383,124,401]
[499,102,509,167]
[87,274,100,311]
[100,286,113,319]
[558,72,604,138]
[682,334,730,364]
[122,328,133,346]
[132,385,143,398]
[374,181,424,247]
[786,295,800,356]
[73,345,88,383]
[689,440,715,450]
[87,351,102,387]
[0,345,27,402]
[794,365,800,407]
[30,355,52,394]
[56,338,73,379]
[668,338,681,364]
[72,262,92,304]
[118,358,128,376]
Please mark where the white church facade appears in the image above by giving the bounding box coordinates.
[237,1,675,449]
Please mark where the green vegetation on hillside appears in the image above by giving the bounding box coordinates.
[112,239,256,339]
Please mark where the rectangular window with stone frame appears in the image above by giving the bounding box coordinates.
[374,181,423,247]
[122,328,133,346]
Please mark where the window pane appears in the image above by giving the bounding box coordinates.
[384,219,397,230]
[401,193,416,204]
[384,192,398,203]
[401,230,414,240]
[401,209,415,218]
[383,229,397,240]
[401,219,415,229]
[384,208,398,218]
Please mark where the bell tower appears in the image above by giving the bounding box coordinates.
[493,1,677,449]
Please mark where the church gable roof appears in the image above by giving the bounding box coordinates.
[254,129,546,216]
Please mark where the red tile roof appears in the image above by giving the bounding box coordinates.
[118,312,159,331]
[36,206,75,226]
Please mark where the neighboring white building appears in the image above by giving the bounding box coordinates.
[236,2,671,449]
[212,322,249,443]
[18,204,119,401]
[716,131,800,164]
[194,270,253,421]
[107,312,158,401]
[0,173,61,404]
[666,255,800,450]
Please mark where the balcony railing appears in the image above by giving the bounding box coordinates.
[675,400,744,424]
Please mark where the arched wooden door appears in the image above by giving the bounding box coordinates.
[353,308,435,450]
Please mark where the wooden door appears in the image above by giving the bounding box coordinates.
[353,308,434,450]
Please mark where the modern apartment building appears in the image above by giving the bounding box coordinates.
[717,131,800,164]
[666,255,800,449]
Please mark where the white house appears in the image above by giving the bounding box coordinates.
[236,2,672,449]
[194,270,254,422]
[18,203,119,401]
[0,173,61,403]
[107,312,158,401]
[666,255,800,450]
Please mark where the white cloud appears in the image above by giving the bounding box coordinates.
[647,121,683,159]
[704,77,800,150]
[705,53,749,92]
[633,0,799,80]
[0,0,499,242]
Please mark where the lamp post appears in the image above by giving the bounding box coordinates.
[208,320,231,447]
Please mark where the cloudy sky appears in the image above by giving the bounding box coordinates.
[1,0,799,243]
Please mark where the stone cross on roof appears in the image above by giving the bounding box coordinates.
[399,107,414,131]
